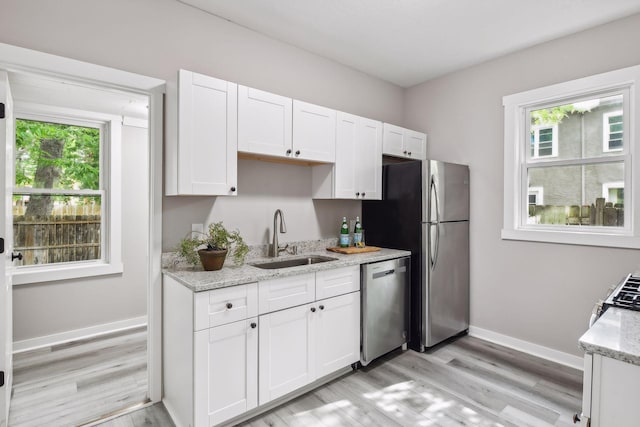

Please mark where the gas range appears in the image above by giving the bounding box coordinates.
[603,274,640,312]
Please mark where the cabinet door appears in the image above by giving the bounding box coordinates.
[333,112,358,199]
[194,318,258,427]
[357,117,382,200]
[177,69,237,195]
[316,292,360,378]
[382,123,406,158]
[238,85,292,158]
[259,304,316,405]
[404,129,427,160]
[293,100,336,162]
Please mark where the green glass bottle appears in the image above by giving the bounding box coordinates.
[353,216,363,247]
[339,217,349,247]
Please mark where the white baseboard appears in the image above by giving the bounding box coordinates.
[468,325,584,371]
[13,315,147,353]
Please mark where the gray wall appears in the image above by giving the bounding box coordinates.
[13,125,149,342]
[403,13,640,357]
[0,0,403,340]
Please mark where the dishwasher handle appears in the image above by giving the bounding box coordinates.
[371,265,407,279]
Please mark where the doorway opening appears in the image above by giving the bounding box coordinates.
[6,70,153,426]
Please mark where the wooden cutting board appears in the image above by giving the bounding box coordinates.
[326,246,381,254]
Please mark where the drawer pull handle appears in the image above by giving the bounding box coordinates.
[226,302,233,309]
[310,307,316,313]
[319,305,325,310]
[250,322,257,329]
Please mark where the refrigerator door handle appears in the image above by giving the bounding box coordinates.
[430,176,440,269]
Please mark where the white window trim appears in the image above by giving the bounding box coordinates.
[603,110,624,153]
[530,124,558,159]
[502,64,640,249]
[602,181,624,204]
[11,102,123,285]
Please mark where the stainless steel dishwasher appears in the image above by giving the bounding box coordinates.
[361,256,410,366]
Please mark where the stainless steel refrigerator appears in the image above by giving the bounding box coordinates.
[362,159,469,351]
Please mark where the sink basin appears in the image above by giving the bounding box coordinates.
[251,255,338,270]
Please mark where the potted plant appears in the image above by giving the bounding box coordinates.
[178,222,249,271]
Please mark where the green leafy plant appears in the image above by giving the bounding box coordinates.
[178,222,249,266]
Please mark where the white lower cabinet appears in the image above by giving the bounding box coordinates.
[163,265,361,427]
[194,318,258,426]
[259,303,316,404]
[581,352,640,426]
[258,291,360,406]
[316,292,360,378]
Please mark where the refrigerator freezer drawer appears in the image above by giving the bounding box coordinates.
[361,257,411,366]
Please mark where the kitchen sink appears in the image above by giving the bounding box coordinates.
[251,255,338,270]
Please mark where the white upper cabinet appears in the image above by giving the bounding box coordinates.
[292,100,336,163]
[166,69,238,196]
[382,123,427,160]
[238,87,336,163]
[312,112,382,200]
[238,85,292,158]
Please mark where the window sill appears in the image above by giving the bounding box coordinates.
[501,228,640,249]
[12,262,124,285]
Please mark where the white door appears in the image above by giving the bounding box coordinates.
[404,129,427,160]
[238,85,292,158]
[316,292,360,378]
[258,303,316,405]
[357,117,382,200]
[292,100,336,162]
[382,123,406,157]
[194,318,258,427]
[177,69,238,195]
[0,70,14,427]
[333,112,358,199]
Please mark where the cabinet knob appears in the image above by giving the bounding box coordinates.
[319,305,325,310]
[230,186,236,192]
[295,150,301,156]
[310,307,316,313]
[572,414,580,424]
[250,322,257,329]
[355,192,360,197]
[12,252,23,262]
[403,150,407,155]
[361,192,366,197]
[286,149,292,155]
[226,302,233,309]
[408,151,412,156]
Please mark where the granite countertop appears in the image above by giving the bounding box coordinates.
[579,307,640,366]
[163,247,411,292]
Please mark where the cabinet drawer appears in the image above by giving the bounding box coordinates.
[316,265,360,300]
[258,273,315,314]
[195,283,258,331]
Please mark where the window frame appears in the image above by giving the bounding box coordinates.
[12,102,123,285]
[603,110,624,153]
[502,64,640,249]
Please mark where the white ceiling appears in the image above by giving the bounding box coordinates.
[179,0,640,88]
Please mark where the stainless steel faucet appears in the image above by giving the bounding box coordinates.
[269,209,288,257]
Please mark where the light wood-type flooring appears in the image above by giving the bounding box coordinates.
[9,326,148,427]
[9,330,583,426]
[240,335,583,427]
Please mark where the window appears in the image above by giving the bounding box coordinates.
[502,65,640,248]
[603,181,624,205]
[12,104,122,284]
[530,124,557,158]
[603,111,623,152]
